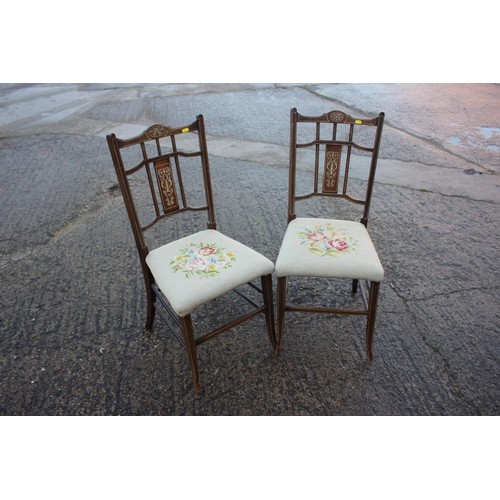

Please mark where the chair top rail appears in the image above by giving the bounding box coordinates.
[295,109,382,126]
[114,120,200,148]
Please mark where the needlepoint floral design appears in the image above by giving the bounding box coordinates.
[297,223,358,257]
[169,242,236,278]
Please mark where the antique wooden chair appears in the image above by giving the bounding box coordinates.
[106,115,275,394]
[275,108,385,359]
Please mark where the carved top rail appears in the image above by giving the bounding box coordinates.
[295,109,381,126]
[116,120,200,148]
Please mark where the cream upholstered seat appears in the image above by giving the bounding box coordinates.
[276,108,385,361]
[106,115,276,394]
[146,229,274,317]
[275,218,383,282]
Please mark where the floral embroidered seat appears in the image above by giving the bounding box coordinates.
[146,229,274,317]
[275,108,385,361]
[275,218,383,282]
[107,116,275,394]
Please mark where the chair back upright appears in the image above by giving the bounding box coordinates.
[106,114,216,262]
[288,107,385,226]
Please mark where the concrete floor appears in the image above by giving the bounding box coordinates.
[0,83,499,415]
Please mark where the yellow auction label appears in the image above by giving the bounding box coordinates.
[355,120,363,124]
[181,127,190,133]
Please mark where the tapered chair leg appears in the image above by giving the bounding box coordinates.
[144,269,156,330]
[261,274,277,349]
[145,286,156,330]
[276,277,288,355]
[352,279,359,294]
[366,281,380,361]
[180,315,201,394]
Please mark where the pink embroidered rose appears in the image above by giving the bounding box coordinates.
[198,245,216,256]
[298,224,357,257]
[327,239,349,251]
[307,231,327,242]
[185,258,207,271]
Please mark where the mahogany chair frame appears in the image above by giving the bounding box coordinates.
[276,107,385,359]
[106,115,276,394]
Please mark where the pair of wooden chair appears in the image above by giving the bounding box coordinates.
[106,108,385,394]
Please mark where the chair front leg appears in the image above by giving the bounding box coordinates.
[276,276,288,356]
[261,274,277,349]
[180,314,201,394]
[366,281,380,361]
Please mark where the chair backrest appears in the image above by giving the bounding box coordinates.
[106,114,216,260]
[288,107,385,227]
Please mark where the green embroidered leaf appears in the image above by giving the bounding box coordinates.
[326,248,340,257]
[309,247,324,256]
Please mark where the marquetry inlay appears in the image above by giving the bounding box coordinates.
[146,124,168,139]
[154,158,179,213]
[327,111,347,123]
[322,144,342,193]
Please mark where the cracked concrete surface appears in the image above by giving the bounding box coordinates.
[0,83,499,415]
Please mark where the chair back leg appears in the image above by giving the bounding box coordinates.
[145,269,156,330]
[180,315,201,394]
